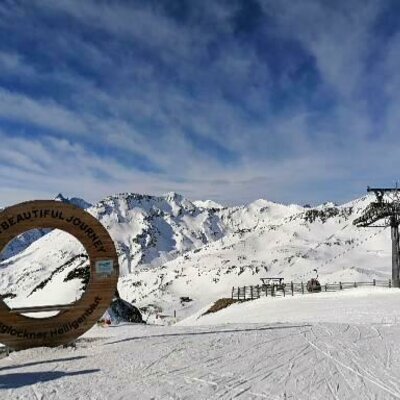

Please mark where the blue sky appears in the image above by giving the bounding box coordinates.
[1,0,400,207]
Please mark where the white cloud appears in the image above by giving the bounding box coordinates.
[263,0,380,99]
[0,0,400,206]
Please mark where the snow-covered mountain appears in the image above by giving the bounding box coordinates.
[0,191,392,322]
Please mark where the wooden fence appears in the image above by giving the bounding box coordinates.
[231,279,395,301]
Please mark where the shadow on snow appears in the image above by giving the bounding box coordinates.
[0,369,100,389]
[0,356,87,372]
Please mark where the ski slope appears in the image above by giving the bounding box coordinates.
[179,287,400,326]
[1,288,400,399]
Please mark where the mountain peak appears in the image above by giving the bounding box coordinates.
[164,192,184,202]
[54,193,92,209]
[54,193,67,202]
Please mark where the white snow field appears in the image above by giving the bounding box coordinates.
[2,287,400,399]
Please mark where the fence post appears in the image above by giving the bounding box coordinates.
[257,285,260,298]
[373,279,376,286]
[325,284,327,292]
[339,282,342,290]
[231,286,234,299]
[291,281,294,296]
[301,282,304,294]
[389,279,392,288]
[354,282,357,288]
[244,286,246,300]
[237,287,240,300]
[250,286,254,300]
[272,285,275,297]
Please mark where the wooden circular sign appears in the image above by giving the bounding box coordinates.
[0,200,119,350]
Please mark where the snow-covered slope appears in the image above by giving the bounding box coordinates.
[92,192,225,274]
[2,288,400,399]
[179,287,400,326]
[0,191,393,322]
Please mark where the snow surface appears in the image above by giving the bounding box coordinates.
[2,288,400,399]
[179,287,400,326]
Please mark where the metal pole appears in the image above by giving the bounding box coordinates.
[391,217,400,288]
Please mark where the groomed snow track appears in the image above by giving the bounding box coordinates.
[1,320,400,399]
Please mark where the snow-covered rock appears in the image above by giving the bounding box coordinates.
[105,298,143,324]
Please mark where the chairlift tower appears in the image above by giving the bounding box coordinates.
[353,186,400,287]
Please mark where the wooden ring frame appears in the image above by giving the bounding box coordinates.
[0,200,119,350]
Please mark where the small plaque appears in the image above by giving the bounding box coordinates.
[96,260,114,275]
